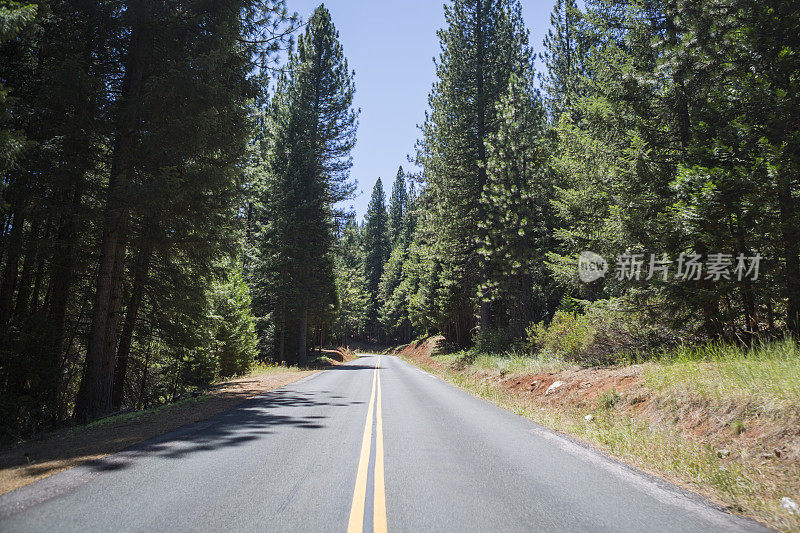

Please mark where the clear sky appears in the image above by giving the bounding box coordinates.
[285,0,557,219]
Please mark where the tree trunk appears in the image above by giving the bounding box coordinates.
[74,0,149,423]
[298,300,308,366]
[48,179,86,357]
[137,325,153,410]
[735,215,757,338]
[27,218,52,314]
[13,219,41,317]
[475,0,490,334]
[777,174,800,335]
[278,311,286,363]
[112,241,153,409]
[0,203,26,338]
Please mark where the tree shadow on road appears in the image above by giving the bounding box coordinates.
[0,369,370,492]
[63,387,362,472]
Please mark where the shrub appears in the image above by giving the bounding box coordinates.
[526,297,685,365]
[526,310,594,361]
[598,389,621,409]
[474,328,512,354]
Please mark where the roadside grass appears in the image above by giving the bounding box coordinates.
[401,338,800,532]
[248,362,303,375]
[435,347,572,376]
[644,338,800,410]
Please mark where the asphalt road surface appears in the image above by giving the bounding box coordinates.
[0,354,770,532]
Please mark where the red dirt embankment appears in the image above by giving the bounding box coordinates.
[392,336,800,464]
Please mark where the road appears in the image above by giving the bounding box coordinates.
[0,354,769,532]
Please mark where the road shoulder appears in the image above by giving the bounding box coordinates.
[0,367,317,496]
[391,338,792,532]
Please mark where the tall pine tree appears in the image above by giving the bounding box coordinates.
[416,0,532,345]
[363,179,389,338]
[253,4,357,364]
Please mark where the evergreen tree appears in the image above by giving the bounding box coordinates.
[76,0,276,422]
[0,0,36,184]
[210,261,258,378]
[416,0,532,345]
[540,0,583,120]
[388,166,409,247]
[334,216,368,343]
[253,4,357,364]
[480,71,558,338]
[363,179,390,337]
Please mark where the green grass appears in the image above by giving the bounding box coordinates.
[597,389,621,409]
[430,347,571,376]
[247,362,303,375]
[644,338,800,409]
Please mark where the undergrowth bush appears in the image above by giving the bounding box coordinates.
[526,298,684,365]
[473,328,512,354]
[526,310,593,361]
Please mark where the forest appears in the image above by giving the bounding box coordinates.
[0,0,798,440]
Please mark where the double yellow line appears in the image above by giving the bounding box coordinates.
[347,357,387,533]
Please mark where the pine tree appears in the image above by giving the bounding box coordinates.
[253,4,357,364]
[416,0,532,345]
[363,179,390,337]
[0,1,36,182]
[334,216,368,343]
[388,166,409,247]
[75,0,294,422]
[480,71,558,338]
[541,0,583,120]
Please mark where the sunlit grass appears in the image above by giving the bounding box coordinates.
[247,362,303,375]
[430,347,572,376]
[644,338,800,409]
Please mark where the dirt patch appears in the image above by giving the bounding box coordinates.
[0,369,315,496]
[327,347,359,363]
[319,348,346,362]
[388,336,444,368]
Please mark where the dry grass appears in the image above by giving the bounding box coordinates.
[0,366,315,496]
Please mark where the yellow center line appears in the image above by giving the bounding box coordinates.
[373,359,387,533]
[347,358,379,533]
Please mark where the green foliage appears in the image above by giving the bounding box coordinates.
[416,0,533,346]
[210,262,258,378]
[251,5,357,364]
[473,328,511,354]
[480,70,560,337]
[597,389,620,409]
[0,0,298,431]
[334,217,369,342]
[527,310,594,361]
[540,0,584,119]
[363,179,390,334]
[388,166,409,247]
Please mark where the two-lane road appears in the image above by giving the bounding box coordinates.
[0,355,769,532]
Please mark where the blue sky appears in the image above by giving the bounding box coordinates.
[286,1,557,219]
